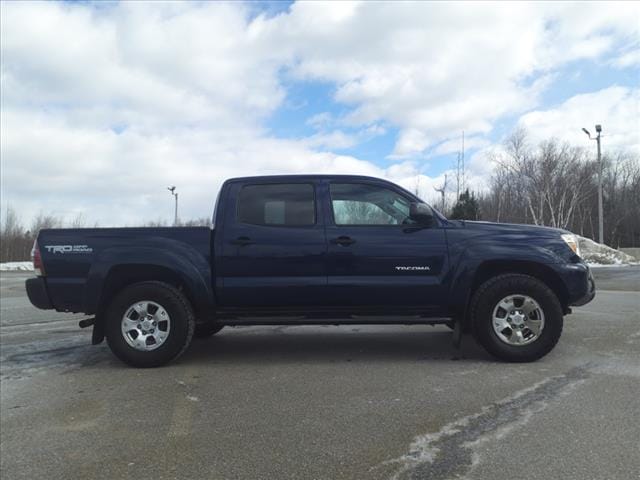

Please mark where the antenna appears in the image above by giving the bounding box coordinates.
[414,174,421,197]
[455,151,461,200]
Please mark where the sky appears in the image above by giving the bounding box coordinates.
[1,0,639,226]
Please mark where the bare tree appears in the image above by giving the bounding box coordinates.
[1,207,29,262]
[480,128,640,247]
[69,212,87,228]
[30,212,63,233]
[434,174,448,213]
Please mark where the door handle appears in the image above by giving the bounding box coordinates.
[230,236,253,246]
[331,236,356,246]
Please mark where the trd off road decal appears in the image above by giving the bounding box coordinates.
[44,245,93,254]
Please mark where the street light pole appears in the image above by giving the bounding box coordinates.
[167,186,178,226]
[582,125,603,244]
[596,126,603,245]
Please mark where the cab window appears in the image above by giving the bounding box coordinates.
[330,183,415,226]
[237,184,315,226]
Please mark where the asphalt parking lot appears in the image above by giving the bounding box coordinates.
[1,267,639,480]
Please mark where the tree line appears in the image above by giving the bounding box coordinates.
[0,210,210,263]
[445,129,639,248]
[2,129,638,262]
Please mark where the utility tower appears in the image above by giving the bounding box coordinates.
[461,130,465,194]
[454,131,466,200]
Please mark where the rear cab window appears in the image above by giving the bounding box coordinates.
[237,183,316,226]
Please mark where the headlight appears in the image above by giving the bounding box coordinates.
[561,234,581,257]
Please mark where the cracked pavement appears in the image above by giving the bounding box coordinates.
[1,267,639,479]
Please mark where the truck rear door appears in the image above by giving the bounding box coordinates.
[217,180,327,306]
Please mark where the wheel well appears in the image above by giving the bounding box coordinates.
[99,264,196,317]
[470,260,570,313]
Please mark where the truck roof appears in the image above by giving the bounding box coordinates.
[225,174,388,183]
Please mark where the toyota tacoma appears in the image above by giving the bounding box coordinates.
[26,175,595,367]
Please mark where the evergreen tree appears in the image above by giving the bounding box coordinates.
[450,189,480,220]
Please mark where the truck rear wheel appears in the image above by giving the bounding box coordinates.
[105,281,195,368]
[470,274,563,362]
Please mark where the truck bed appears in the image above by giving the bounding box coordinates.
[36,227,212,313]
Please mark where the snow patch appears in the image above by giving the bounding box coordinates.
[577,236,637,266]
[0,262,34,271]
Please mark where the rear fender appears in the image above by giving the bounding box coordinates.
[84,243,214,319]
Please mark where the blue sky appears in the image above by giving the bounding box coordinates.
[256,0,639,178]
[271,56,638,177]
[1,1,638,225]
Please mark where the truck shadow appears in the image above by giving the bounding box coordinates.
[2,326,492,378]
[180,326,492,365]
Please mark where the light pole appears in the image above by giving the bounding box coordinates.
[167,186,178,226]
[582,125,603,244]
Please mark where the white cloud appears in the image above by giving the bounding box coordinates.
[0,107,393,225]
[303,130,359,150]
[610,49,640,69]
[432,135,491,157]
[0,1,298,224]
[1,1,638,224]
[461,86,640,195]
[264,1,640,157]
[391,129,431,159]
[306,112,334,130]
[0,1,286,131]
[518,86,640,154]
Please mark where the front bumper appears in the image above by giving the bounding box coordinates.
[553,262,596,307]
[25,277,53,310]
[572,267,596,306]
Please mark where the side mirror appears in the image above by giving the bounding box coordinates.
[409,202,434,224]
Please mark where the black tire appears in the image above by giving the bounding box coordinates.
[470,274,563,362]
[105,281,195,368]
[194,323,224,338]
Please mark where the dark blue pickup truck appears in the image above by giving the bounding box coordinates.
[26,175,595,367]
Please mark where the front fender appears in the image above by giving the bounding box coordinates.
[446,233,576,323]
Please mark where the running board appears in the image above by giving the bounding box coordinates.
[215,305,449,322]
[220,317,452,326]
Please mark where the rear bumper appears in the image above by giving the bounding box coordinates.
[25,277,54,310]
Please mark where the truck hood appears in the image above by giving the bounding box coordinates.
[444,220,579,264]
[452,220,569,237]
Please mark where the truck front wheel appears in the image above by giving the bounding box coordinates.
[470,274,563,362]
[105,281,195,368]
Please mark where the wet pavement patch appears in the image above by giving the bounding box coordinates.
[386,365,591,480]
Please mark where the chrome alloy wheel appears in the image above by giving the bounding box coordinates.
[121,301,171,351]
[491,294,545,346]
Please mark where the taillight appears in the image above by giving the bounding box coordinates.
[32,239,45,276]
